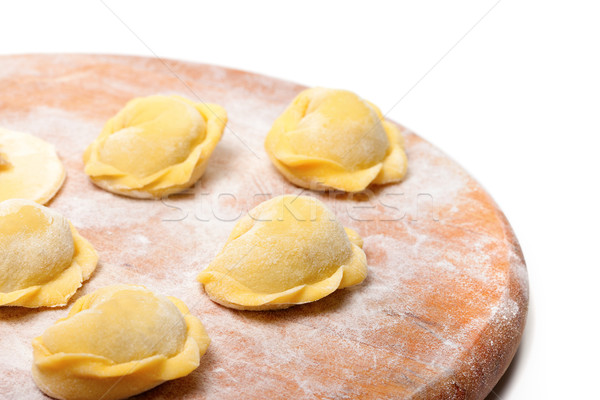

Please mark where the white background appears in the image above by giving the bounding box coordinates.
[1,1,598,398]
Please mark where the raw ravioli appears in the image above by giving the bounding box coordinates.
[84,95,227,198]
[32,284,210,400]
[198,195,367,310]
[265,87,407,192]
[0,128,65,204]
[0,199,97,307]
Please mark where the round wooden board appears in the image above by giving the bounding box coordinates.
[0,54,528,399]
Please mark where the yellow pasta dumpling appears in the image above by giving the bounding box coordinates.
[83,95,227,199]
[197,195,367,310]
[265,87,408,192]
[0,199,97,308]
[32,284,210,400]
[0,128,66,204]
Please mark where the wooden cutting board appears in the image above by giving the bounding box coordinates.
[0,54,528,399]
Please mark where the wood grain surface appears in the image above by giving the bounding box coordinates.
[0,54,528,399]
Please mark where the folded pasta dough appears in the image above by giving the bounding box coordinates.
[83,95,227,199]
[0,199,97,308]
[198,195,367,310]
[0,128,65,204]
[32,284,210,400]
[265,87,407,192]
